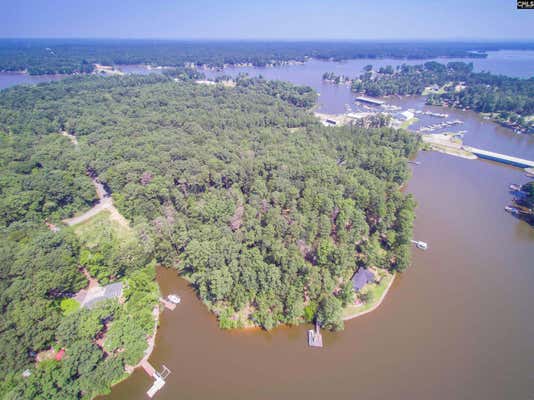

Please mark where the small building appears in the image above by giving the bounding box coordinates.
[55,349,65,361]
[81,282,123,309]
[351,268,375,292]
[395,110,415,121]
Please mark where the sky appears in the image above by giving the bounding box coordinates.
[1,0,533,40]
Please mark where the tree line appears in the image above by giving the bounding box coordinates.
[5,39,534,75]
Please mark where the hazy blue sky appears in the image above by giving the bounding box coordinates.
[2,0,533,40]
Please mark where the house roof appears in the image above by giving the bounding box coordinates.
[351,268,375,292]
[82,282,123,309]
[55,349,65,361]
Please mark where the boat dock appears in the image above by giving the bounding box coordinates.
[355,96,385,106]
[145,365,171,398]
[159,297,176,310]
[140,359,156,377]
[463,146,534,169]
[308,322,323,348]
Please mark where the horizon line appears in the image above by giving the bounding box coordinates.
[1,37,534,43]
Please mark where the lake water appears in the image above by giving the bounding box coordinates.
[104,52,534,399]
[0,71,66,90]
[1,50,532,92]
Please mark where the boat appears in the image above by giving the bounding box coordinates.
[167,294,181,304]
[504,205,519,215]
[509,184,522,191]
[411,239,428,250]
[416,241,428,250]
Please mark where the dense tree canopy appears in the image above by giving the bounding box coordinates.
[1,72,419,397]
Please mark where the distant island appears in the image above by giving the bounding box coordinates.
[2,39,534,75]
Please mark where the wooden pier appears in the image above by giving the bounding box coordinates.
[159,297,176,310]
[146,365,171,398]
[140,359,156,377]
[308,322,323,348]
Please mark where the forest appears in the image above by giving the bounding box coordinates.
[4,39,534,74]
[1,72,418,397]
[345,61,534,133]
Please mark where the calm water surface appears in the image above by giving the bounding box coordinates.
[105,53,534,399]
[0,71,66,90]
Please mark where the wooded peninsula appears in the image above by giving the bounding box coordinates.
[0,71,419,398]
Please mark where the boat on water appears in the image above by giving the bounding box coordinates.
[416,241,428,250]
[505,205,520,215]
[509,184,522,191]
[167,294,181,304]
[411,240,428,250]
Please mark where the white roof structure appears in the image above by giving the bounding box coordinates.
[81,282,123,309]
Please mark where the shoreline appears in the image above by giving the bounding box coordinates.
[343,272,396,321]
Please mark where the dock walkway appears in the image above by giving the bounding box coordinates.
[159,297,176,310]
[308,322,323,348]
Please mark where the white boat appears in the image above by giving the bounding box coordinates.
[416,241,428,250]
[167,294,181,304]
[411,240,428,250]
[504,206,519,215]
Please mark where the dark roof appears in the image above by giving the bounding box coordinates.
[351,268,375,292]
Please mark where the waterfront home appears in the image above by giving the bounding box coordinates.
[80,282,123,309]
[351,268,375,292]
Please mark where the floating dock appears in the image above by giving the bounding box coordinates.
[145,364,171,398]
[159,297,176,310]
[308,322,323,348]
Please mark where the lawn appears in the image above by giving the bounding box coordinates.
[73,209,132,248]
[342,271,394,320]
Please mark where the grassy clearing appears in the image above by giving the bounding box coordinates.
[73,209,132,248]
[342,271,394,320]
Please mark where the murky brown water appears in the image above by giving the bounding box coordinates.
[105,56,534,400]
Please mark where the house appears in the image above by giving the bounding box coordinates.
[81,282,123,309]
[351,268,375,292]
